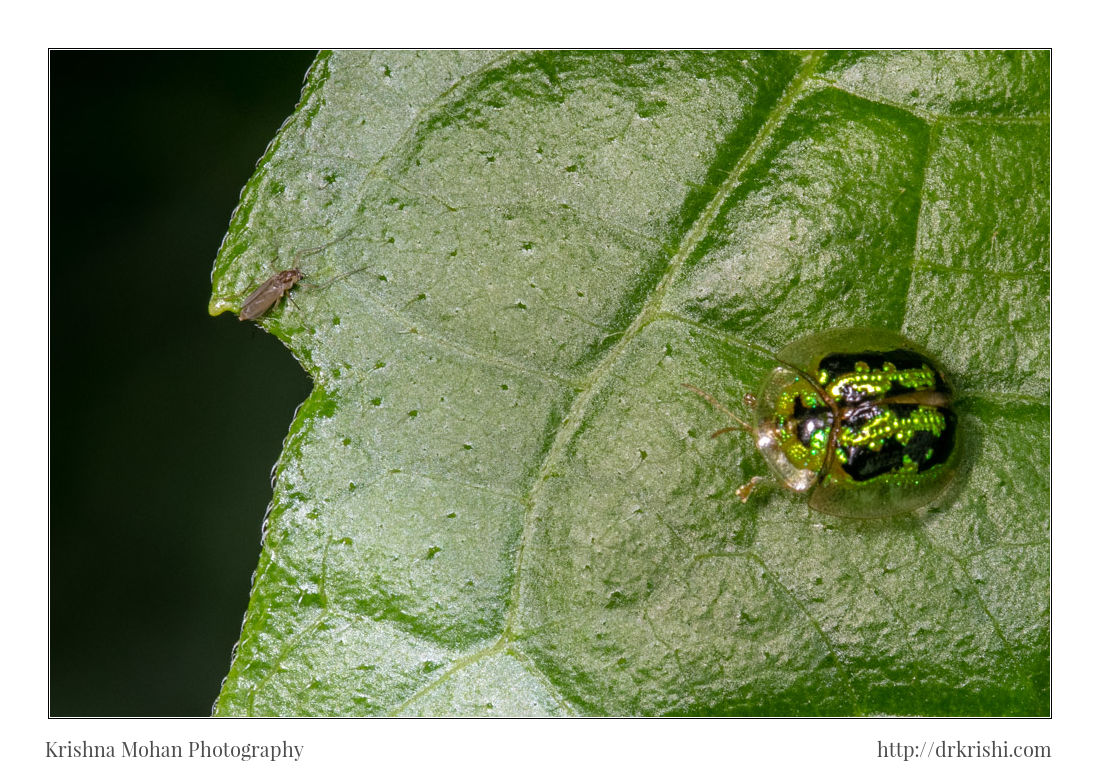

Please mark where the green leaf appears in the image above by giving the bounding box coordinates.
[209,50,1049,716]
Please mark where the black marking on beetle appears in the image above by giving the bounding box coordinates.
[791,394,833,447]
[817,348,950,396]
[838,406,957,481]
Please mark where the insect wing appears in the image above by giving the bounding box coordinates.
[239,276,285,321]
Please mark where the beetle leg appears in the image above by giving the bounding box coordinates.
[289,226,358,270]
[735,476,765,503]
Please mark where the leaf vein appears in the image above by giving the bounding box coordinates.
[347,51,518,213]
[910,259,1049,282]
[913,529,1034,687]
[814,78,1049,125]
[336,283,584,388]
[386,640,508,716]
[899,121,938,330]
[748,553,860,711]
[502,52,826,644]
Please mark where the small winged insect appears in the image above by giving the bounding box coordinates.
[238,267,305,321]
[237,232,363,322]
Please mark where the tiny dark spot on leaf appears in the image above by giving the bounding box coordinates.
[426,546,441,560]
[370,397,382,406]
[636,98,666,118]
[408,409,418,418]
[606,591,629,609]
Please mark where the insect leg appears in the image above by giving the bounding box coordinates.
[307,255,383,292]
[290,227,359,271]
[735,476,765,503]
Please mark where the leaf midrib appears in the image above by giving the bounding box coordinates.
[361,53,829,717]
[382,52,826,715]
[505,48,825,630]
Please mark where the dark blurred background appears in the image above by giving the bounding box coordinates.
[51,51,318,716]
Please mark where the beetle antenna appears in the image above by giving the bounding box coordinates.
[709,426,743,439]
[681,383,752,433]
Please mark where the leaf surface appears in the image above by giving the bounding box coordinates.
[210,50,1050,716]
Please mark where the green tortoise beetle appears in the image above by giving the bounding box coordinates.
[685,328,959,518]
